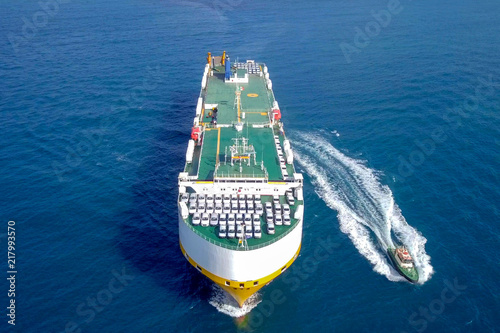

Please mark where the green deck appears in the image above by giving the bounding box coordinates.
[180,59,302,249]
[198,126,282,180]
[185,63,295,181]
[203,68,273,125]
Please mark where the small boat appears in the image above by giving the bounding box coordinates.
[387,246,419,283]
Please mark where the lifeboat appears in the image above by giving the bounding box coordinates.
[272,108,281,120]
[191,126,201,141]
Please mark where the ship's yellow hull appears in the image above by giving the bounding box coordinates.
[180,241,301,307]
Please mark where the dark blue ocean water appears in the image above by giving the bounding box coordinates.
[1,0,499,332]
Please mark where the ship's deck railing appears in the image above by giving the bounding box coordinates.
[202,123,233,129]
[251,121,271,128]
[182,217,301,251]
[214,172,268,179]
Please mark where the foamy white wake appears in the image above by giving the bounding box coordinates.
[209,285,261,317]
[293,132,433,283]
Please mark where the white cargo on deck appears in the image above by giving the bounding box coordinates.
[186,140,195,163]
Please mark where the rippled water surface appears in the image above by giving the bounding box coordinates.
[1,0,499,332]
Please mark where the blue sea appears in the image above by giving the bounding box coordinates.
[1,0,499,332]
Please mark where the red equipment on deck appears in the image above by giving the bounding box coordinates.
[272,109,281,120]
[191,126,201,141]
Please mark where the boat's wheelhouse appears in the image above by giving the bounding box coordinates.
[395,248,414,269]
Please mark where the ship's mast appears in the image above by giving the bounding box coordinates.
[238,225,248,249]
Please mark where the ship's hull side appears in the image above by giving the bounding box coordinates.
[180,241,301,306]
[179,212,302,306]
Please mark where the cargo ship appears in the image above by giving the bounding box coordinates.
[177,52,304,307]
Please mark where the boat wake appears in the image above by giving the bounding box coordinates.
[293,132,433,283]
[208,285,261,317]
